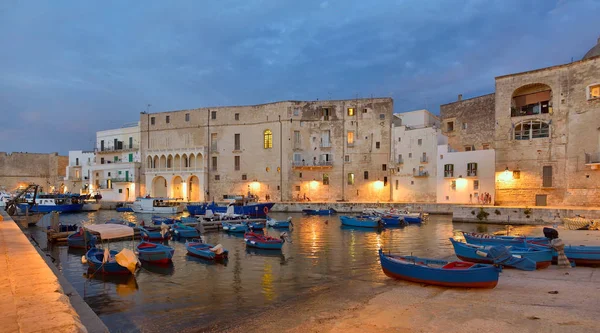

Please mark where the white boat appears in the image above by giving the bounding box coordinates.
[82,201,101,211]
[131,197,184,214]
[0,191,12,208]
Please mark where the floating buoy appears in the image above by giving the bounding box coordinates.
[81,255,88,264]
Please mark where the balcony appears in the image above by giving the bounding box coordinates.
[420,156,429,164]
[397,158,404,165]
[585,152,600,165]
[292,160,333,170]
[210,146,218,153]
[111,177,133,183]
[347,142,354,148]
[413,171,429,177]
[95,144,139,153]
[320,142,332,148]
[467,170,477,177]
[444,171,454,178]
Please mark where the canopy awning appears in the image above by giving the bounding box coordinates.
[85,224,134,240]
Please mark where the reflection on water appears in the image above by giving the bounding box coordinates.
[29,211,538,332]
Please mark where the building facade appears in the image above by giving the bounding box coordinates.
[436,145,495,204]
[140,98,393,202]
[90,123,141,201]
[391,110,446,202]
[440,93,496,152]
[64,150,94,194]
[0,152,68,193]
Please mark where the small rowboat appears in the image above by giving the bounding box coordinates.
[116,206,133,212]
[403,214,424,224]
[171,222,200,239]
[180,216,199,224]
[86,248,132,275]
[139,225,171,241]
[152,216,175,225]
[381,216,406,227]
[463,232,549,246]
[244,232,285,250]
[340,215,382,228]
[83,224,139,275]
[136,241,174,264]
[302,208,337,216]
[186,240,228,260]
[248,222,265,231]
[266,216,292,229]
[528,242,600,267]
[378,249,500,288]
[222,222,248,233]
[67,228,96,249]
[450,238,551,270]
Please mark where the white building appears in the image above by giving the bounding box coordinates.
[436,144,495,204]
[392,110,446,202]
[90,122,141,202]
[64,150,95,194]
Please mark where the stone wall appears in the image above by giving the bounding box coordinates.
[440,93,495,151]
[0,152,68,192]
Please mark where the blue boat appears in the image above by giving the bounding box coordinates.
[528,243,600,267]
[302,208,337,216]
[463,232,550,246]
[381,216,406,226]
[378,249,500,288]
[244,232,285,250]
[85,248,131,275]
[83,224,139,275]
[450,238,551,270]
[340,215,382,228]
[116,207,133,212]
[152,216,175,225]
[248,222,265,231]
[266,216,292,229]
[403,214,424,224]
[180,216,198,224]
[67,228,96,249]
[139,225,171,241]
[171,222,200,239]
[222,222,248,233]
[186,203,208,216]
[136,241,174,264]
[18,194,83,213]
[186,240,229,260]
[187,200,275,217]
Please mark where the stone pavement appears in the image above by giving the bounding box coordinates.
[0,211,87,333]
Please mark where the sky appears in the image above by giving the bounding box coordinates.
[1,0,599,154]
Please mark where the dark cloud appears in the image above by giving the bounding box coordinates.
[0,0,599,153]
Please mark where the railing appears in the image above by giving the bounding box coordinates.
[397,158,404,164]
[413,171,429,177]
[320,142,331,148]
[292,161,333,167]
[420,156,428,163]
[95,144,139,153]
[585,152,600,164]
[467,170,477,177]
[347,142,354,148]
[111,177,133,183]
[210,146,218,152]
[444,171,454,178]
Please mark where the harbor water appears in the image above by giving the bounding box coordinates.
[30,211,540,332]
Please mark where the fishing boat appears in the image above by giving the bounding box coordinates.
[171,222,200,239]
[185,240,228,260]
[266,216,292,229]
[450,238,551,270]
[403,214,424,224]
[244,232,285,250]
[79,194,102,211]
[83,224,139,275]
[302,208,337,216]
[528,242,600,266]
[340,215,382,228]
[67,228,96,249]
[378,249,500,288]
[18,193,83,213]
[116,202,134,212]
[247,222,265,231]
[462,232,550,246]
[136,241,174,264]
[152,216,176,225]
[222,222,248,233]
[139,225,171,241]
[131,197,184,214]
[0,190,12,209]
[187,196,274,217]
[381,216,406,227]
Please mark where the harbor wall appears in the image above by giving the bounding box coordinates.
[0,152,68,192]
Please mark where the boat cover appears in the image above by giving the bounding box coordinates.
[86,224,134,239]
[487,245,536,271]
[115,248,139,274]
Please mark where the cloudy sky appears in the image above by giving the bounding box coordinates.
[1,0,599,153]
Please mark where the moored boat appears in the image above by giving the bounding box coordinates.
[136,241,174,264]
[18,193,83,213]
[139,225,171,241]
[378,249,500,288]
[187,196,274,218]
[450,238,551,270]
[171,222,200,239]
[340,215,382,228]
[381,216,406,226]
[244,232,285,250]
[222,222,248,233]
[302,208,337,216]
[83,224,139,275]
[152,216,176,225]
[67,228,96,249]
[185,240,228,260]
[131,197,184,214]
[528,242,600,267]
[462,232,550,246]
[403,214,424,224]
[266,216,292,229]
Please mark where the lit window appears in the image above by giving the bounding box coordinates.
[347,173,355,185]
[347,131,354,145]
[514,120,550,140]
[347,108,355,116]
[263,129,273,149]
[588,84,600,100]
[323,173,329,185]
[512,87,551,117]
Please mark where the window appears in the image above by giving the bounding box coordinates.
[114,156,118,162]
[234,156,240,171]
[107,179,112,189]
[295,185,301,191]
[451,180,456,190]
[364,171,369,180]
[241,174,247,181]
[150,117,155,125]
[234,134,241,150]
[418,139,422,146]
[379,114,385,120]
[293,153,302,165]
[444,164,454,177]
[293,108,300,116]
[185,113,190,122]
[383,176,388,186]
[347,108,355,116]
[446,121,454,132]
[129,137,133,148]
[589,84,600,100]
[322,108,330,121]
[211,133,217,151]
[514,120,550,140]
[211,111,217,120]
[212,156,217,171]
[75,158,79,166]
[395,180,399,190]
[543,166,553,187]
[264,129,273,149]
[375,142,380,149]
[166,115,170,124]
[362,108,368,113]
[347,131,354,146]
[467,163,477,177]
[398,137,401,142]
[345,155,350,162]
[294,131,301,146]
[411,181,414,185]
[75,170,80,178]
[382,164,387,171]
[321,130,331,147]
[215,175,220,181]
[347,173,355,185]
[299,172,302,178]
[323,173,329,185]
[100,158,105,164]
[440,154,443,159]
[462,123,467,130]
[512,89,551,116]
[465,145,473,151]
[398,154,403,164]
[235,113,240,121]
[118,189,122,194]
[474,180,479,190]
[408,153,412,158]
[421,152,427,163]
[513,170,521,179]
[482,143,490,150]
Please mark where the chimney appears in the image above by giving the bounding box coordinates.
[458,94,463,101]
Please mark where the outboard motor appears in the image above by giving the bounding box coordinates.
[543,227,559,240]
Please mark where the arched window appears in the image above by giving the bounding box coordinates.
[263,129,273,149]
[514,120,550,140]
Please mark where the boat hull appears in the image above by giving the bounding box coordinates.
[139,227,170,241]
[222,223,248,233]
[137,242,174,264]
[67,232,95,249]
[116,207,133,212]
[244,233,284,250]
[403,216,422,224]
[340,216,380,228]
[86,248,131,275]
[81,203,101,211]
[463,232,549,246]
[379,249,499,289]
[451,239,551,269]
[381,216,404,226]
[186,242,228,260]
[302,209,337,215]
[267,221,291,228]
[171,223,200,239]
[529,243,600,266]
[18,203,83,213]
[187,202,275,217]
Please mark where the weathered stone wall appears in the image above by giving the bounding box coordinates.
[440,93,495,151]
[0,152,68,192]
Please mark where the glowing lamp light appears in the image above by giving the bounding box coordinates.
[310,180,319,190]
[373,180,384,190]
[499,166,514,182]
[456,175,467,189]
[251,181,261,191]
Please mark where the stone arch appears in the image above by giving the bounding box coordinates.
[174,154,181,170]
[511,83,552,117]
[167,154,173,169]
[182,154,188,168]
[195,153,203,170]
[188,175,201,201]
[159,155,167,169]
[189,153,196,169]
[152,176,168,197]
[171,175,184,199]
[153,155,159,169]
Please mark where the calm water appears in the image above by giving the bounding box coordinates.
[29,211,538,332]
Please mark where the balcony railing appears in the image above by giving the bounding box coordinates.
[347,142,354,148]
[397,158,404,164]
[420,156,428,163]
[444,171,454,178]
[292,161,333,169]
[95,144,139,153]
[413,171,429,177]
[467,170,477,177]
[585,152,600,164]
[320,142,332,148]
[111,177,133,183]
[210,146,218,152]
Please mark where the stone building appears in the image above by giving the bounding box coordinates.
[391,110,446,202]
[440,93,495,152]
[0,152,68,192]
[64,150,94,194]
[140,98,393,202]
